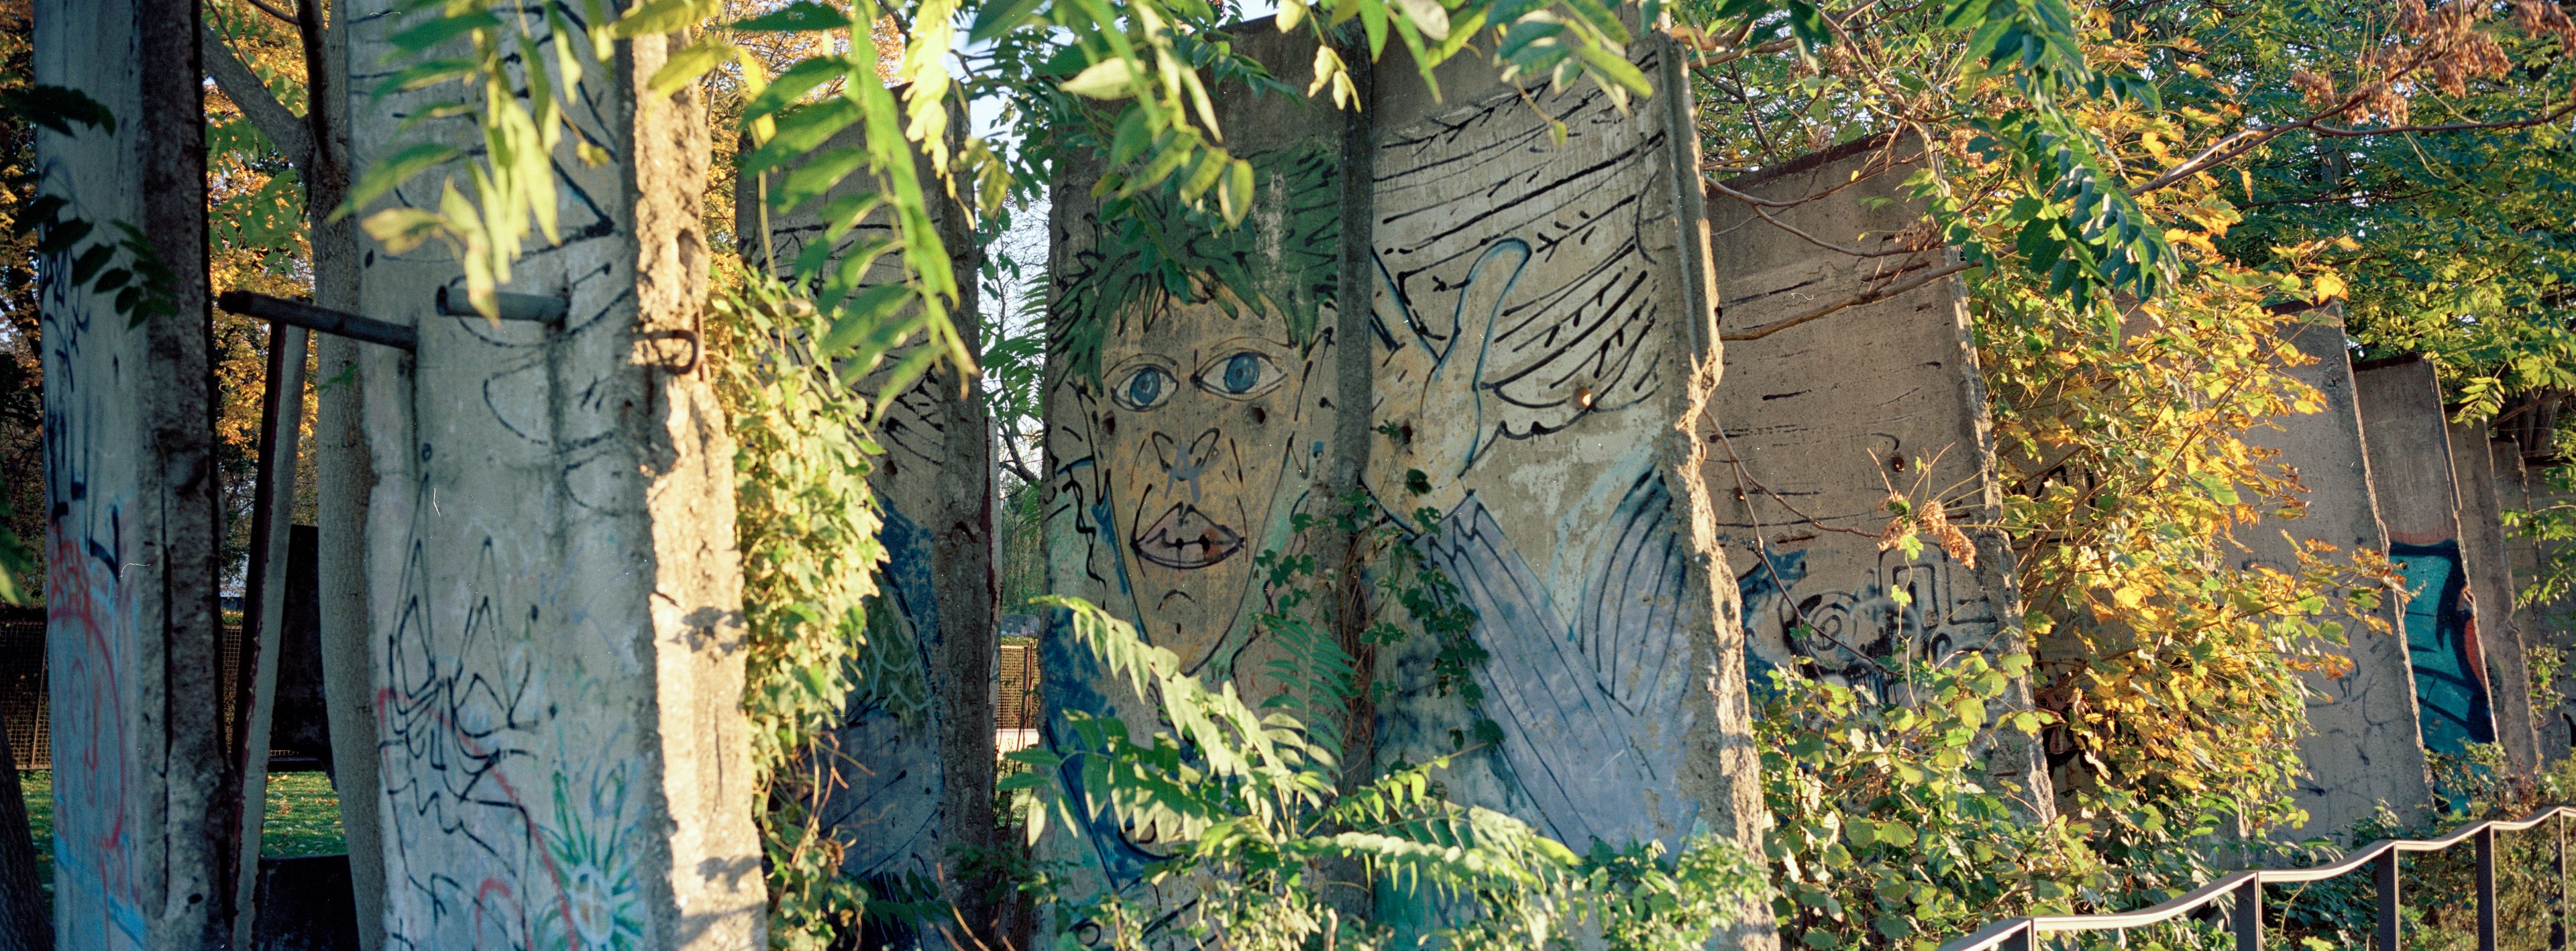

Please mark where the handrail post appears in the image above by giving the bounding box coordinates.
[2557,812,2569,951]
[2234,875,2261,951]
[2002,920,2034,951]
[2379,848,2402,951]
[2479,825,2498,951]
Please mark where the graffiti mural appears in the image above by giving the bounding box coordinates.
[1735,547,2002,701]
[816,506,945,910]
[2390,540,2497,756]
[1041,30,1734,931]
[2354,357,2505,771]
[1042,133,1345,901]
[1361,60,1705,853]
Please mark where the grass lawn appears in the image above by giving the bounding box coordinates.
[18,768,350,903]
[258,772,348,857]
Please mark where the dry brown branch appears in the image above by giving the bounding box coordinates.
[1719,260,1970,342]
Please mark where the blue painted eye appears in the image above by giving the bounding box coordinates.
[1222,353,1260,393]
[1114,366,1174,410]
[1196,350,1281,398]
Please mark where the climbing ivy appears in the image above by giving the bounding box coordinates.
[708,265,900,946]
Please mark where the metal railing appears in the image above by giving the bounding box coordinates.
[1937,805,2576,950]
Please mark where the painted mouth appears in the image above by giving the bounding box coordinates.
[1132,502,1244,569]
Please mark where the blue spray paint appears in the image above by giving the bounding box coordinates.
[2390,540,2497,756]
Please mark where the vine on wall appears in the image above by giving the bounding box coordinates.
[708,267,896,945]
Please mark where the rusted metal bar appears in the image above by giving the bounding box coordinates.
[217,290,417,351]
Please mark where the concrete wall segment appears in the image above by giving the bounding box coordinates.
[2489,439,2567,760]
[345,11,761,947]
[2355,358,2502,764]
[2235,313,2432,833]
[36,0,232,944]
[2452,416,2543,774]
[1699,137,2052,813]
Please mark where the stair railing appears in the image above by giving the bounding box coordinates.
[1936,805,2576,951]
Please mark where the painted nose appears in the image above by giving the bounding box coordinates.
[1153,429,1223,478]
[1152,429,1224,502]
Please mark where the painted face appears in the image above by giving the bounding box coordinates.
[1091,299,1327,674]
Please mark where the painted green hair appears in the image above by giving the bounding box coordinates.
[1051,140,1341,384]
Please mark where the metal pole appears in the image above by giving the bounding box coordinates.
[2557,813,2569,951]
[216,290,419,351]
[2002,921,2035,951]
[2379,848,2403,951]
[2235,876,2261,951]
[2480,825,2498,951]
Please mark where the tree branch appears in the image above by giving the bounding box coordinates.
[1719,261,1971,342]
[998,422,1041,486]
[1707,175,1930,259]
[236,0,297,25]
[201,22,313,171]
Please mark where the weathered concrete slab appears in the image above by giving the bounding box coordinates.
[1044,24,1768,945]
[2355,358,2502,762]
[36,1,231,945]
[2491,439,2568,760]
[1699,139,2050,809]
[1363,36,1755,858]
[344,9,761,946]
[1043,27,1358,921]
[2237,314,2430,832]
[2453,416,2543,773]
[734,126,1000,942]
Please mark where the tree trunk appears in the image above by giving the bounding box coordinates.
[930,181,1004,948]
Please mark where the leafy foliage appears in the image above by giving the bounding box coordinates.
[1758,653,2106,950]
[709,266,898,945]
[1012,595,1769,950]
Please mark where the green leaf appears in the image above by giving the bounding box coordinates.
[741,57,849,121]
[741,98,862,178]
[1391,0,1448,42]
[1060,57,1140,99]
[370,56,480,99]
[1573,46,1651,98]
[816,284,912,354]
[3,84,115,136]
[335,142,461,222]
[66,243,113,284]
[649,38,735,97]
[969,0,1049,42]
[32,217,89,256]
[771,146,868,213]
[610,0,710,38]
[387,11,498,52]
[359,207,446,253]
[731,0,851,32]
